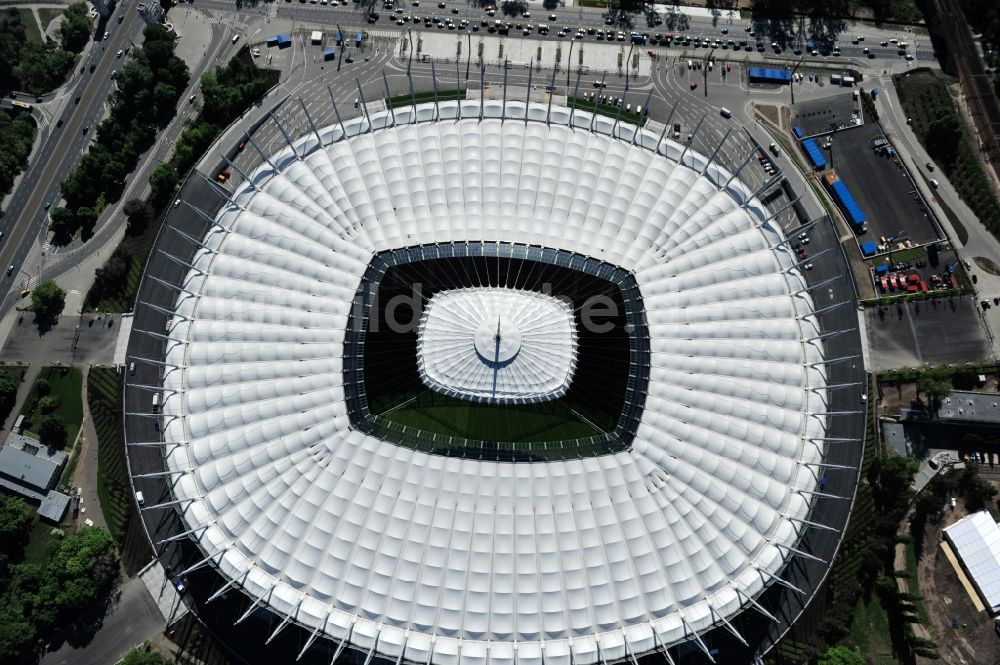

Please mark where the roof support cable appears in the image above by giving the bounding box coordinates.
[722,150,756,191]
[680,617,715,663]
[235,584,275,625]
[784,515,839,532]
[167,225,216,252]
[678,114,705,166]
[546,66,558,127]
[138,301,186,322]
[708,605,748,646]
[330,623,354,665]
[355,78,374,133]
[567,69,583,128]
[139,497,196,511]
[740,173,783,209]
[809,382,863,391]
[297,614,331,661]
[127,440,182,448]
[327,85,349,137]
[432,60,442,120]
[207,570,248,603]
[794,274,840,294]
[157,251,203,275]
[181,202,231,232]
[799,460,857,470]
[299,96,327,151]
[133,469,188,480]
[785,248,833,273]
[175,546,228,578]
[798,300,850,319]
[700,127,733,181]
[156,523,211,545]
[479,65,486,122]
[265,598,302,644]
[757,568,805,595]
[758,195,803,230]
[147,276,197,297]
[735,588,778,622]
[632,88,655,147]
[654,101,677,156]
[808,437,860,443]
[195,172,244,211]
[244,130,280,174]
[268,110,300,160]
[649,629,677,665]
[774,542,827,564]
[525,59,534,126]
[794,488,849,500]
[392,635,409,665]
[219,154,256,193]
[808,352,860,365]
[804,329,854,342]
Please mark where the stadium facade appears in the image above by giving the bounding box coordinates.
[130,100,862,665]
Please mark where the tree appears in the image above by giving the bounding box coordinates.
[36,395,59,414]
[0,369,19,406]
[818,646,865,665]
[148,163,178,202]
[91,246,133,303]
[0,494,33,558]
[121,646,175,665]
[43,526,118,616]
[38,416,66,447]
[30,280,66,319]
[916,365,953,410]
[123,199,153,235]
[59,2,92,53]
[48,205,78,237]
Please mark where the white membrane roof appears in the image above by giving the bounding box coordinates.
[944,510,1000,613]
[159,102,829,665]
[417,287,578,403]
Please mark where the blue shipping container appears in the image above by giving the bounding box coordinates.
[748,67,792,84]
[830,180,866,229]
[801,138,827,169]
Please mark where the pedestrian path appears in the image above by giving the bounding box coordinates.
[138,559,190,626]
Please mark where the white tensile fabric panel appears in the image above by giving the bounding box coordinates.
[157,102,831,665]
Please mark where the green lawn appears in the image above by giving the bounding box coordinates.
[88,367,132,544]
[22,516,61,566]
[17,8,41,44]
[18,366,84,449]
[387,89,466,109]
[383,401,604,442]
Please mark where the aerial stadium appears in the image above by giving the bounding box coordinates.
[127,99,865,664]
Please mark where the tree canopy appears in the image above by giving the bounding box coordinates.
[0,495,33,559]
[54,22,189,240]
[818,646,866,665]
[38,416,67,448]
[916,365,953,409]
[59,2,92,53]
[30,280,66,320]
[0,109,36,199]
[121,646,175,665]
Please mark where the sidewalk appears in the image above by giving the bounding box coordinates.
[70,366,107,530]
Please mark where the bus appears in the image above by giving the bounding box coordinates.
[11,100,31,112]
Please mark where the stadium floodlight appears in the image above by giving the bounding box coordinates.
[135,100,861,665]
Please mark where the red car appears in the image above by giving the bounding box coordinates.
[889,274,898,290]
[880,275,889,291]
[690,82,698,90]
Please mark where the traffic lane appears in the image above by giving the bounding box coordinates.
[0,13,143,271]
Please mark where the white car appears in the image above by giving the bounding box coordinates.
[116,49,123,57]
[174,199,181,208]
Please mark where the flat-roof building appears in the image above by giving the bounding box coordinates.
[0,434,70,522]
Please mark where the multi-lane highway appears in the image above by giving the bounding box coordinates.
[0,8,147,303]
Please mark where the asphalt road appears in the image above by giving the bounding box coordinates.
[0,9,147,302]
[39,575,165,665]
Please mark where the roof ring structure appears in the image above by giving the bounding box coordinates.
[158,101,831,665]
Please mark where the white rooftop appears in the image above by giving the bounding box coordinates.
[156,101,830,665]
[417,287,577,403]
[944,510,1000,613]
